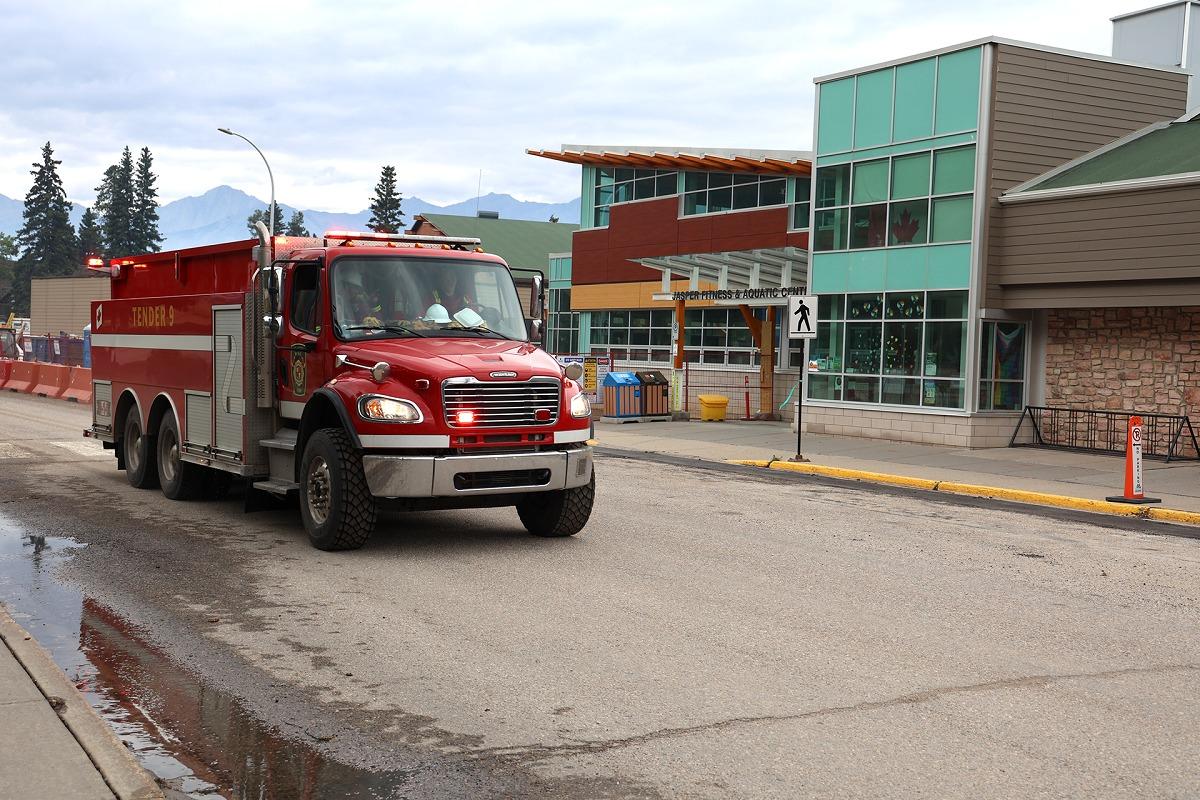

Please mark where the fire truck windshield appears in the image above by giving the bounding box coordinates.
[331,257,528,342]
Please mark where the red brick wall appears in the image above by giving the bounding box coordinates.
[1046,307,1200,415]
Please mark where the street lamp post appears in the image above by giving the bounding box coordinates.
[217,127,276,238]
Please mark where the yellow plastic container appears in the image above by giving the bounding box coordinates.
[698,394,729,422]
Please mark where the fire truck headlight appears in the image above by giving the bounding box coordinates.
[569,393,592,419]
[358,395,422,423]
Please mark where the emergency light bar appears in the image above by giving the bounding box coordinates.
[322,230,483,251]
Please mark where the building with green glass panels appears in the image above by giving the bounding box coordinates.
[803,35,1191,447]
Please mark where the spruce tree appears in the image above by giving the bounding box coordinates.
[367,166,404,233]
[0,234,18,315]
[246,205,284,236]
[132,147,163,253]
[284,210,312,237]
[77,207,103,260]
[13,143,76,315]
[95,147,136,256]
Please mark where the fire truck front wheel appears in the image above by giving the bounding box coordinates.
[122,412,159,490]
[516,469,596,537]
[298,428,377,551]
[157,414,206,500]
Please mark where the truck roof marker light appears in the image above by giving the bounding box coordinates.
[455,410,476,425]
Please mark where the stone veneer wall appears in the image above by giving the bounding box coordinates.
[1046,308,1200,415]
[799,406,1027,448]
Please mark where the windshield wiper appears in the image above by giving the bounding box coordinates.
[451,326,515,341]
[340,324,426,338]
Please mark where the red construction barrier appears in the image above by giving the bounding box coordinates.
[5,361,40,394]
[61,366,93,404]
[31,363,70,399]
[0,359,12,390]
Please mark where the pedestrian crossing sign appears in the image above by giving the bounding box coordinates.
[787,295,817,340]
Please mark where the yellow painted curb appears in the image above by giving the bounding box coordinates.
[727,458,1198,525]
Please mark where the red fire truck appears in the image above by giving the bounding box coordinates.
[85,225,594,550]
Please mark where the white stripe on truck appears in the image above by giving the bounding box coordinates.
[92,334,211,351]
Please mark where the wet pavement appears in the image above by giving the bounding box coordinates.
[0,510,413,799]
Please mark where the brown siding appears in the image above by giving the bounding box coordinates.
[981,44,1189,307]
[991,184,1200,308]
[29,276,110,335]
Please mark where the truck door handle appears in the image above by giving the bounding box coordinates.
[289,342,316,353]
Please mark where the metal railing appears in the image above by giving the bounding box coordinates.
[1009,406,1200,462]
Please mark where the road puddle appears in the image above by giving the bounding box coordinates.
[0,512,409,799]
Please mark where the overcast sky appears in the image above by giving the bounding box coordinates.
[0,0,1158,212]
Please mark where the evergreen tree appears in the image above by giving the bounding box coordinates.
[12,143,76,315]
[246,205,284,236]
[0,233,19,316]
[284,210,312,237]
[132,147,163,253]
[367,165,404,233]
[77,207,103,260]
[94,147,136,256]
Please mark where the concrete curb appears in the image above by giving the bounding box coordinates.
[0,608,163,800]
[731,459,1200,526]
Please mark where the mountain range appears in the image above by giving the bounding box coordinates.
[0,186,581,251]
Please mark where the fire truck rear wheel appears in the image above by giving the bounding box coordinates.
[299,428,377,551]
[157,414,205,500]
[516,469,595,537]
[122,412,159,490]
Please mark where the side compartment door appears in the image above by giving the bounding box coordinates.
[276,262,327,421]
[213,306,245,458]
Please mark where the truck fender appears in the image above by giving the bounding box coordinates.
[294,388,363,480]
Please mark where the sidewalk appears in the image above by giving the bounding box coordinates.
[593,419,1200,516]
[0,608,162,800]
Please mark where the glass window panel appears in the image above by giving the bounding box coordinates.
[888,199,929,246]
[650,328,671,346]
[629,310,650,328]
[630,328,650,346]
[594,207,609,227]
[656,173,677,196]
[979,322,995,381]
[728,351,752,366]
[852,160,889,204]
[792,202,811,230]
[684,349,700,363]
[592,311,609,327]
[634,176,657,200]
[685,172,707,192]
[923,321,965,378]
[702,328,726,347]
[931,195,973,242]
[704,309,729,326]
[881,377,922,405]
[627,349,649,361]
[922,378,964,409]
[995,321,1025,380]
[818,294,845,322]
[702,350,726,365]
[685,327,702,347]
[609,328,629,345]
[650,349,671,363]
[651,310,672,327]
[850,204,887,249]
[893,58,936,141]
[591,327,607,345]
[810,321,844,372]
[610,348,629,360]
[708,173,732,188]
[978,380,993,411]
[808,374,842,401]
[684,309,703,326]
[992,381,1024,410]
[733,174,758,185]
[817,77,855,155]
[885,292,924,320]
[883,321,922,375]
[609,311,628,327]
[844,322,881,374]
[708,187,732,212]
[614,182,633,203]
[934,48,981,135]
[595,184,614,206]
[813,207,849,251]
[890,152,931,200]
[932,146,976,195]
[853,68,894,149]
[843,376,880,403]
[732,183,758,209]
[597,168,614,184]
[847,293,882,320]
[615,168,634,182]
[727,327,753,348]
[683,192,706,215]
[815,164,850,209]
[760,179,786,206]
[927,290,968,319]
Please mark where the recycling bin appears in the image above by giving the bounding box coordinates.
[698,394,729,422]
[602,372,641,418]
[635,370,670,416]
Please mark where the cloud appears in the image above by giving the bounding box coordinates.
[0,0,1148,211]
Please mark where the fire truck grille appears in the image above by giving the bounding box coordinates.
[443,379,561,428]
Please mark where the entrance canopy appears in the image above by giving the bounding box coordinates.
[636,246,808,306]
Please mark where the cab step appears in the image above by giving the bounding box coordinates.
[252,478,299,496]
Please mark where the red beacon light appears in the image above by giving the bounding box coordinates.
[455,410,476,425]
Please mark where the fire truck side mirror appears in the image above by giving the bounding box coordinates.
[529,273,545,319]
[263,314,280,336]
[528,318,544,344]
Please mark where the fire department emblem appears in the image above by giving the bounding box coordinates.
[95,304,103,330]
[291,351,307,396]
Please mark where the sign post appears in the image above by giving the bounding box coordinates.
[787,295,817,463]
[1106,416,1161,504]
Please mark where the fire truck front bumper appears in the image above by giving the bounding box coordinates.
[361,446,593,499]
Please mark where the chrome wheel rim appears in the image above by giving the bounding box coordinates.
[306,456,331,525]
[160,428,178,483]
[127,424,142,473]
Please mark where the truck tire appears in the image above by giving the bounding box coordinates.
[123,412,159,490]
[298,428,376,551]
[516,469,595,537]
[157,413,205,500]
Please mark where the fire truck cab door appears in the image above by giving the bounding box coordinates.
[277,262,327,418]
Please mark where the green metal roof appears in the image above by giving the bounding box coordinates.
[1021,118,1200,192]
[416,214,577,271]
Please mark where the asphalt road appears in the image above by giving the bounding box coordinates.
[2,390,1199,799]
